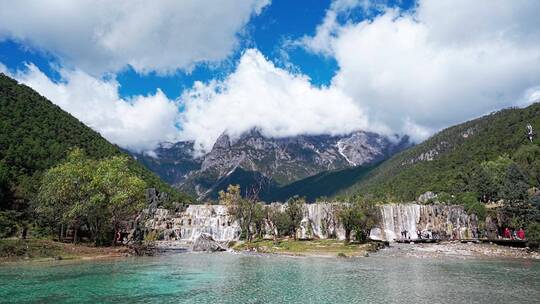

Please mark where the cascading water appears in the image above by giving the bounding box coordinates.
[369,204,479,241]
[142,203,478,243]
[369,204,421,241]
[145,205,241,242]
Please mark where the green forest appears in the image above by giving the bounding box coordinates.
[0,74,190,241]
[346,103,540,201]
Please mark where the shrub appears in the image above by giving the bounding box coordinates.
[526,222,540,249]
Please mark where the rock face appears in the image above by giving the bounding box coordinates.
[140,202,480,243]
[132,142,203,186]
[417,191,437,204]
[131,129,410,200]
[369,204,479,241]
[144,205,240,242]
[192,233,226,252]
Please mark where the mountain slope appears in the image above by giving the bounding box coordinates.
[0,73,190,212]
[264,164,376,202]
[134,129,409,200]
[343,103,540,200]
[130,141,202,186]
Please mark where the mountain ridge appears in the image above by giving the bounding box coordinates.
[340,103,540,201]
[132,128,410,200]
[0,73,190,210]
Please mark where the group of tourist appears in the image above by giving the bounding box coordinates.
[502,227,526,240]
[400,229,434,240]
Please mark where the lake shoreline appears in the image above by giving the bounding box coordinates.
[0,239,131,265]
[2,239,539,265]
[377,241,540,260]
[230,240,540,260]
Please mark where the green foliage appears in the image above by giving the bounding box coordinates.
[252,203,266,239]
[454,192,486,220]
[481,155,514,186]
[144,230,159,242]
[265,205,291,238]
[219,184,261,241]
[436,192,454,204]
[345,103,540,201]
[527,222,540,249]
[265,165,375,203]
[500,163,529,202]
[285,196,305,239]
[513,144,540,186]
[0,210,18,238]
[37,150,146,244]
[466,164,497,202]
[0,73,189,238]
[337,201,377,243]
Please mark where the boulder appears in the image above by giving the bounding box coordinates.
[192,233,226,252]
[417,191,437,204]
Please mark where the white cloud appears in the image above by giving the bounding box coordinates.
[302,0,540,141]
[9,64,181,152]
[0,0,270,75]
[4,0,540,154]
[179,49,369,152]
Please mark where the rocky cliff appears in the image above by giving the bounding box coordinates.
[135,202,482,243]
[132,129,410,200]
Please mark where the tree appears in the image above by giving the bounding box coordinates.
[251,202,266,240]
[0,161,10,208]
[219,184,258,242]
[265,205,291,241]
[285,196,305,240]
[526,222,540,249]
[320,202,339,238]
[37,149,94,243]
[513,144,540,186]
[338,201,377,244]
[456,192,486,220]
[500,163,529,202]
[37,149,146,245]
[91,156,146,245]
[467,166,497,202]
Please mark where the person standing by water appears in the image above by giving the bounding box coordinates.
[503,227,512,239]
[517,228,526,240]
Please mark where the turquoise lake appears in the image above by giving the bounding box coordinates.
[0,252,538,303]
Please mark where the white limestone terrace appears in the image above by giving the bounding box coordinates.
[143,203,479,243]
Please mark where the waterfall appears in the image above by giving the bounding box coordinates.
[143,203,478,242]
[145,205,241,242]
[369,204,478,241]
[369,204,421,241]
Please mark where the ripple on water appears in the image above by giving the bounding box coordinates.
[0,252,539,304]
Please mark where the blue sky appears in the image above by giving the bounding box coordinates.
[0,0,415,99]
[0,0,539,152]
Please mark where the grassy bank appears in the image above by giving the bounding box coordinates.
[0,239,129,263]
[232,239,383,257]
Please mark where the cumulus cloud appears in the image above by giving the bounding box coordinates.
[300,0,370,55]
[0,0,269,75]
[179,49,369,152]
[8,64,181,152]
[4,0,540,153]
[302,0,540,140]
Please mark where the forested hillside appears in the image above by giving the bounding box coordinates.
[0,74,190,237]
[344,103,540,202]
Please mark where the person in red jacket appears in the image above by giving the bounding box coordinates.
[503,227,512,239]
[517,228,526,240]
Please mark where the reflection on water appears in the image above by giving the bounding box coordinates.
[0,252,538,304]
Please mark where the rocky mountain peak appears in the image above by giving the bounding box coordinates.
[132,128,411,200]
[212,132,231,150]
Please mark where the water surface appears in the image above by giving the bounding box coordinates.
[1,251,538,303]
